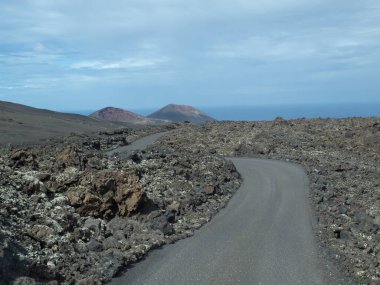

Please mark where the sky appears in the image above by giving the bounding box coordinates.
[0,0,379,112]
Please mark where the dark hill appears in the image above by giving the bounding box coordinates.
[0,101,123,145]
[148,104,215,123]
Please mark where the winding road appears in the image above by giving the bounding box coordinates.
[109,132,345,285]
[106,131,171,158]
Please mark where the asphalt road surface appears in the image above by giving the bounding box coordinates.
[111,157,346,285]
[106,131,171,158]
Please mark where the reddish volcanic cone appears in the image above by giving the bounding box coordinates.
[90,107,167,125]
[90,107,143,121]
[148,104,215,123]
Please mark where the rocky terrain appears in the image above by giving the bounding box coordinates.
[164,117,380,284]
[0,123,240,284]
[148,104,215,123]
[1,112,379,284]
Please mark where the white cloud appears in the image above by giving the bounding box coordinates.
[0,86,17,90]
[33,42,47,52]
[210,36,317,62]
[0,84,44,90]
[70,57,168,70]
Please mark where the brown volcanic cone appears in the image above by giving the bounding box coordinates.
[90,107,168,125]
[148,104,215,123]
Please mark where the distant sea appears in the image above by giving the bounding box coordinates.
[71,103,380,121]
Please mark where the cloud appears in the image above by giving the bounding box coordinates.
[70,57,168,70]
[0,84,44,90]
[0,1,379,109]
[0,86,18,90]
[209,36,317,63]
[33,42,47,52]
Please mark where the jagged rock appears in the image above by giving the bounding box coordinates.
[26,224,56,247]
[315,176,327,191]
[66,187,86,207]
[165,209,176,223]
[9,150,38,169]
[87,239,103,252]
[84,217,104,236]
[102,236,121,250]
[106,216,129,233]
[203,185,215,195]
[25,181,40,194]
[129,152,143,163]
[339,230,352,240]
[93,173,117,195]
[73,228,92,242]
[273,116,288,125]
[56,144,87,170]
[151,216,174,235]
[114,172,145,216]
[77,275,102,285]
[168,201,180,213]
[77,193,103,218]
[234,143,253,156]
[35,173,51,182]
[66,170,147,220]
[352,212,376,234]
[87,156,102,169]
[46,168,80,193]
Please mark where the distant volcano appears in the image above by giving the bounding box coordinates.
[90,107,167,125]
[148,104,215,123]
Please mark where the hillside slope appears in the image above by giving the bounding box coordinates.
[0,101,123,145]
[90,107,167,125]
[148,104,215,123]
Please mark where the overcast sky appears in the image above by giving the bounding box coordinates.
[0,0,379,111]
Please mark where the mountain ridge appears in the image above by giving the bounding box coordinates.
[90,104,216,124]
[89,107,168,125]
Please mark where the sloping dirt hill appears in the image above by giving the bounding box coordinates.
[0,101,125,145]
[148,104,215,123]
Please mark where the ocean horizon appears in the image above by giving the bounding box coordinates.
[69,102,380,121]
